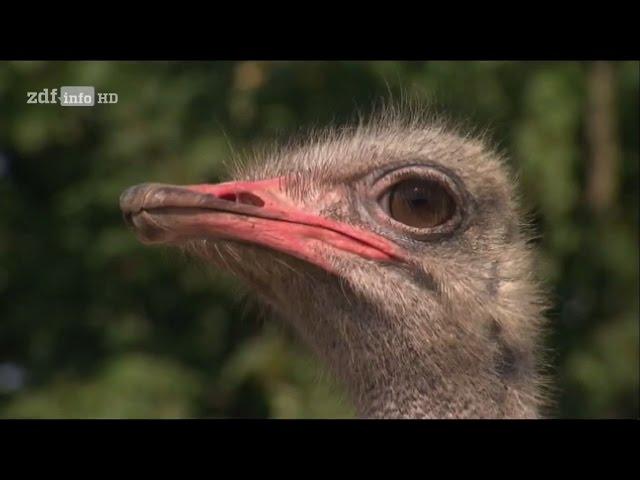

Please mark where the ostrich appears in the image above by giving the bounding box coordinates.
[120,107,548,419]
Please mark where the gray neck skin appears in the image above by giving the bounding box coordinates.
[341,342,539,419]
[352,363,540,419]
[217,245,543,419]
[278,294,541,419]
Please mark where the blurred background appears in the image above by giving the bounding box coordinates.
[0,61,637,418]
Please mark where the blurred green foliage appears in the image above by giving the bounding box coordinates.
[0,61,637,418]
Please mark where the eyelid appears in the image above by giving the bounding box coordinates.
[371,165,457,201]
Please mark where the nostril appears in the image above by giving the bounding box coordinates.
[237,192,265,207]
[218,191,265,207]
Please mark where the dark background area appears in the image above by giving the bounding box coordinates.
[0,61,637,418]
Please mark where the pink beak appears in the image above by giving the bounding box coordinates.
[120,177,403,273]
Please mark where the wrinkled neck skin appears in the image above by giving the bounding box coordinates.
[259,276,542,419]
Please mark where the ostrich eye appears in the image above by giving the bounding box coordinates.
[384,178,456,229]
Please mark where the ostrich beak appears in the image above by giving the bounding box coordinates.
[120,178,401,273]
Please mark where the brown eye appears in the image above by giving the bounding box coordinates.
[386,178,456,228]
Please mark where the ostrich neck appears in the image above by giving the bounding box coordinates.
[352,367,540,419]
[288,304,541,419]
[347,345,540,419]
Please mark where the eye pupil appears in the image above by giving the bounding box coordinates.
[388,178,456,228]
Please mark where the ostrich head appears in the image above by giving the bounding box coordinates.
[120,108,548,418]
